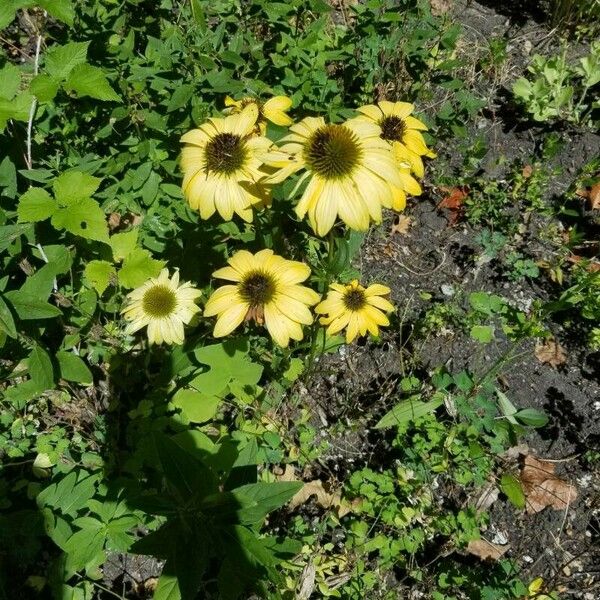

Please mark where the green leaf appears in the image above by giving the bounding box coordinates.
[232,482,303,524]
[154,569,181,600]
[29,74,60,102]
[29,344,54,391]
[45,41,89,79]
[375,395,443,429]
[38,0,75,25]
[17,187,58,222]
[496,389,518,424]
[512,77,532,100]
[0,4,18,30]
[154,434,217,501]
[84,260,116,295]
[0,63,21,100]
[65,64,120,102]
[166,84,193,112]
[53,171,101,205]
[109,229,138,262]
[514,408,549,428]
[0,92,34,129]
[500,473,525,509]
[56,351,93,385]
[172,389,220,423]
[191,339,263,398]
[4,290,62,319]
[51,197,109,243]
[118,248,165,289]
[470,324,494,344]
[0,294,17,339]
[0,224,31,252]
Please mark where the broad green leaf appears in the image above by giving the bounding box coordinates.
[51,197,109,243]
[65,64,120,102]
[0,92,34,129]
[470,324,494,344]
[45,41,89,79]
[0,294,17,338]
[172,388,220,423]
[109,229,138,262]
[191,339,263,398]
[375,395,443,429]
[500,473,526,509]
[17,187,57,222]
[166,84,193,112]
[20,263,58,300]
[38,0,75,25]
[4,289,62,319]
[118,248,165,289]
[514,408,549,428]
[0,155,17,198]
[496,389,518,424]
[53,171,101,205]
[29,74,60,102]
[84,260,116,295]
[232,482,303,524]
[0,63,21,100]
[154,434,217,501]
[0,4,18,30]
[29,344,54,391]
[512,77,532,100]
[56,351,93,385]
[0,224,31,252]
[154,570,181,600]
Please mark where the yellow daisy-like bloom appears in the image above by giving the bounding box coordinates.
[356,100,436,179]
[316,280,394,343]
[121,269,201,345]
[203,249,320,348]
[265,117,406,236]
[180,104,272,223]
[224,95,293,133]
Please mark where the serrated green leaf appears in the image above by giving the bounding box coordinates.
[4,290,62,319]
[0,92,34,130]
[470,324,494,344]
[45,41,89,79]
[118,248,165,289]
[29,74,60,102]
[17,187,57,222]
[51,197,109,243]
[65,64,120,102]
[56,351,93,385]
[109,229,138,262]
[0,63,21,100]
[53,171,101,205]
[83,260,116,295]
[500,473,525,509]
[0,224,31,252]
[38,0,74,25]
[29,344,54,391]
[232,482,303,524]
[154,570,181,600]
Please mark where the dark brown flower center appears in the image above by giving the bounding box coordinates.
[142,285,177,318]
[305,124,362,179]
[343,288,366,311]
[379,115,406,142]
[204,132,247,174]
[239,271,276,306]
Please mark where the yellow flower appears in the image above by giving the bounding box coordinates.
[356,100,436,179]
[265,117,405,236]
[224,95,293,133]
[121,269,201,345]
[316,280,393,343]
[180,104,272,223]
[204,249,320,348]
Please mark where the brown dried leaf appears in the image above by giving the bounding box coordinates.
[429,0,452,16]
[520,455,578,514]
[589,183,600,210]
[534,340,567,368]
[522,164,534,179]
[467,539,509,561]
[288,480,343,512]
[108,212,121,231]
[391,215,413,235]
[437,186,468,225]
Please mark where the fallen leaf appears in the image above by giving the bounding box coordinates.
[108,212,121,231]
[296,563,316,600]
[437,185,468,225]
[575,183,600,210]
[429,0,452,16]
[534,340,567,368]
[473,482,500,514]
[466,538,509,561]
[520,455,578,514]
[566,254,600,273]
[288,480,343,511]
[391,215,413,235]
[522,164,534,178]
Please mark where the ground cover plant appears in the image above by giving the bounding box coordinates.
[1,1,599,599]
